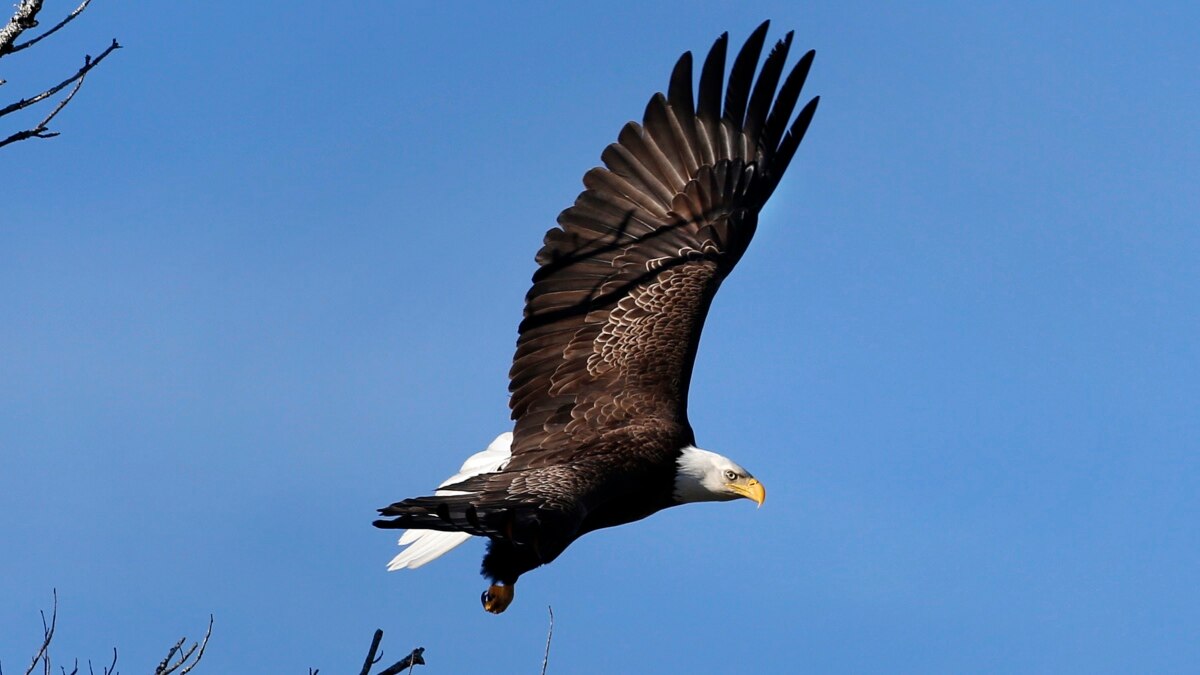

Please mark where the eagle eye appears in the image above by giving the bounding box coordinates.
[723,470,738,481]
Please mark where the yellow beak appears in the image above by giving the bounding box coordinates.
[730,478,766,507]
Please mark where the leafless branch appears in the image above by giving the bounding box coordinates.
[2,593,215,675]
[0,37,120,147]
[540,606,554,675]
[85,649,117,675]
[23,589,57,675]
[374,648,423,675]
[0,62,81,145]
[9,0,91,54]
[357,630,384,675]
[355,630,424,675]
[153,640,184,675]
[0,0,44,55]
[1,1,119,147]
[153,615,213,675]
[0,34,119,113]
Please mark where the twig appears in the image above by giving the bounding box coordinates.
[177,616,212,675]
[357,631,383,675]
[355,631,424,675]
[84,649,116,675]
[10,0,91,53]
[540,606,554,675]
[375,649,423,675]
[152,639,183,675]
[153,616,213,675]
[0,62,82,144]
[0,37,119,117]
[0,37,120,148]
[23,589,57,675]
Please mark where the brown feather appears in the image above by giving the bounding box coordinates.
[508,26,819,466]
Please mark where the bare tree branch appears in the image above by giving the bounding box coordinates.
[2,593,215,675]
[85,649,117,675]
[357,630,384,675]
[153,615,212,675]
[540,606,554,675]
[0,37,119,117]
[354,630,424,675]
[0,61,82,144]
[177,616,212,675]
[9,0,91,54]
[0,0,44,55]
[23,589,57,675]
[0,37,119,148]
[1,1,119,147]
[374,649,423,675]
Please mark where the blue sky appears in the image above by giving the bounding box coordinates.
[3,2,1198,672]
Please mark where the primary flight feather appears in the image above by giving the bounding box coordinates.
[375,21,819,614]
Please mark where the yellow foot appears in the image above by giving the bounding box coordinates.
[481,584,515,614]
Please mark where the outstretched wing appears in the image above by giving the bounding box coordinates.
[508,21,819,464]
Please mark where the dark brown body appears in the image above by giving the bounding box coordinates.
[482,427,687,584]
[380,425,689,585]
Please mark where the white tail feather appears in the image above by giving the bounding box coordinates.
[385,432,512,571]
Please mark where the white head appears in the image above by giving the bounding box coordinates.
[673,446,766,505]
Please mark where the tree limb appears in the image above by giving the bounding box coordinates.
[9,0,92,54]
[1,593,208,675]
[357,630,384,675]
[540,606,554,675]
[375,648,423,675]
[22,588,57,675]
[86,648,117,675]
[153,615,213,675]
[0,0,44,56]
[0,61,82,145]
[0,37,119,148]
[355,630,424,675]
[0,37,119,117]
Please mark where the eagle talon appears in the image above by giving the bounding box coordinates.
[482,583,515,614]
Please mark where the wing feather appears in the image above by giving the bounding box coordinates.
[724,21,770,132]
[601,136,676,210]
[695,32,728,165]
[643,94,690,184]
[745,32,793,153]
[508,22,819,463]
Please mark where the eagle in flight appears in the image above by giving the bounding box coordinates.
[375,21,819,614]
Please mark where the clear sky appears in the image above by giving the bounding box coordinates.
[3,2,1198,673]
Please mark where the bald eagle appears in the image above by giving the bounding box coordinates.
[375,21,819,614]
